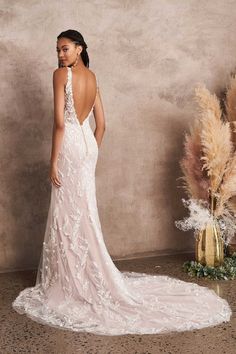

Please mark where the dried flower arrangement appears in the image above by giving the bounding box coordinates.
[175,75,236,269]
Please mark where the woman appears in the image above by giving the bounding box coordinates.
[12,29,232,336]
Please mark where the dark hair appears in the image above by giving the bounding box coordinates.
[57,29,89,68]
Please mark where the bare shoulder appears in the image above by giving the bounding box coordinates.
[87,68,97,79]
[53,67,68,84]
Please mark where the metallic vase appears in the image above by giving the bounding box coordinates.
[195,220,224,267]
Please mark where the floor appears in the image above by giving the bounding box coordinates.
[0,253,235,354]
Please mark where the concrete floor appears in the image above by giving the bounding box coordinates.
[1,253,235,354]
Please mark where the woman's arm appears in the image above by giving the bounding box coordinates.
[50,67,66,188]
[93,87,106,147]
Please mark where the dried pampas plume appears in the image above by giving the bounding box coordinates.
[225,74,236,147]
[194,84,222,121]
[200,109,233,194]
[179,119,209,201]
[216,154,236,215]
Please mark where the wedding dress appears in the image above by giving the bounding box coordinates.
[12,66,232,336]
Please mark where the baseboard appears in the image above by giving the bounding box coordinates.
[113,249,194,261]
[1,249,194,274]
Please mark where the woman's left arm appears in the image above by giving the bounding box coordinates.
[49,67,66,187]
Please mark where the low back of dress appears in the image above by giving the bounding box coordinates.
[70,68,98,126]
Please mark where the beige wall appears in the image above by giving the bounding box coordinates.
[1,0,236,271]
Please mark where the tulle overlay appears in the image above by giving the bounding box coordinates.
[12,67,232,335]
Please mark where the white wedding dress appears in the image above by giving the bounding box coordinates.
[12,67,232,335]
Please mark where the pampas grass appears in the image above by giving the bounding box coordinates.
[216,154,236,216]
[179,119,209,201]
[225,74,236,148]
[200,109,233,194]
[178,80,236,242]
[195,84,222,121]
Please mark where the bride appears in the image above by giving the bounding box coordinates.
[12,29,232,336]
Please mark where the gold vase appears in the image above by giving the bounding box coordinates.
[195,220,224,267]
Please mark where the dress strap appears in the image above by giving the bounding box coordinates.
[66,66,72,87]
[94,73,99,91]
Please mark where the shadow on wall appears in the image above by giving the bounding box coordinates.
[1,47,53,272]
[152,110,194,253]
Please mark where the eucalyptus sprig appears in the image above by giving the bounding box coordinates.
[183,253,236,280]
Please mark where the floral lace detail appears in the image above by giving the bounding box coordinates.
[64,67,79,125]
[12,68,232,335]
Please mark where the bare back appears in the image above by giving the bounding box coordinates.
[70,67,98,125]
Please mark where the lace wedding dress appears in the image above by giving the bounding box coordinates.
[12,67,232,336]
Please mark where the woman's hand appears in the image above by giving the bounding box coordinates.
[50,162,62,188]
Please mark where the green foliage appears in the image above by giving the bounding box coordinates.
[183,253,236,280]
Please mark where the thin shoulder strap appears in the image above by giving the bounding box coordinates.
[66,66,72,86]
[94,73,99,91]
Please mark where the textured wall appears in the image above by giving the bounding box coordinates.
[1,0,236,271]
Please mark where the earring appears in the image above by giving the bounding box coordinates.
[72,52,80,67]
